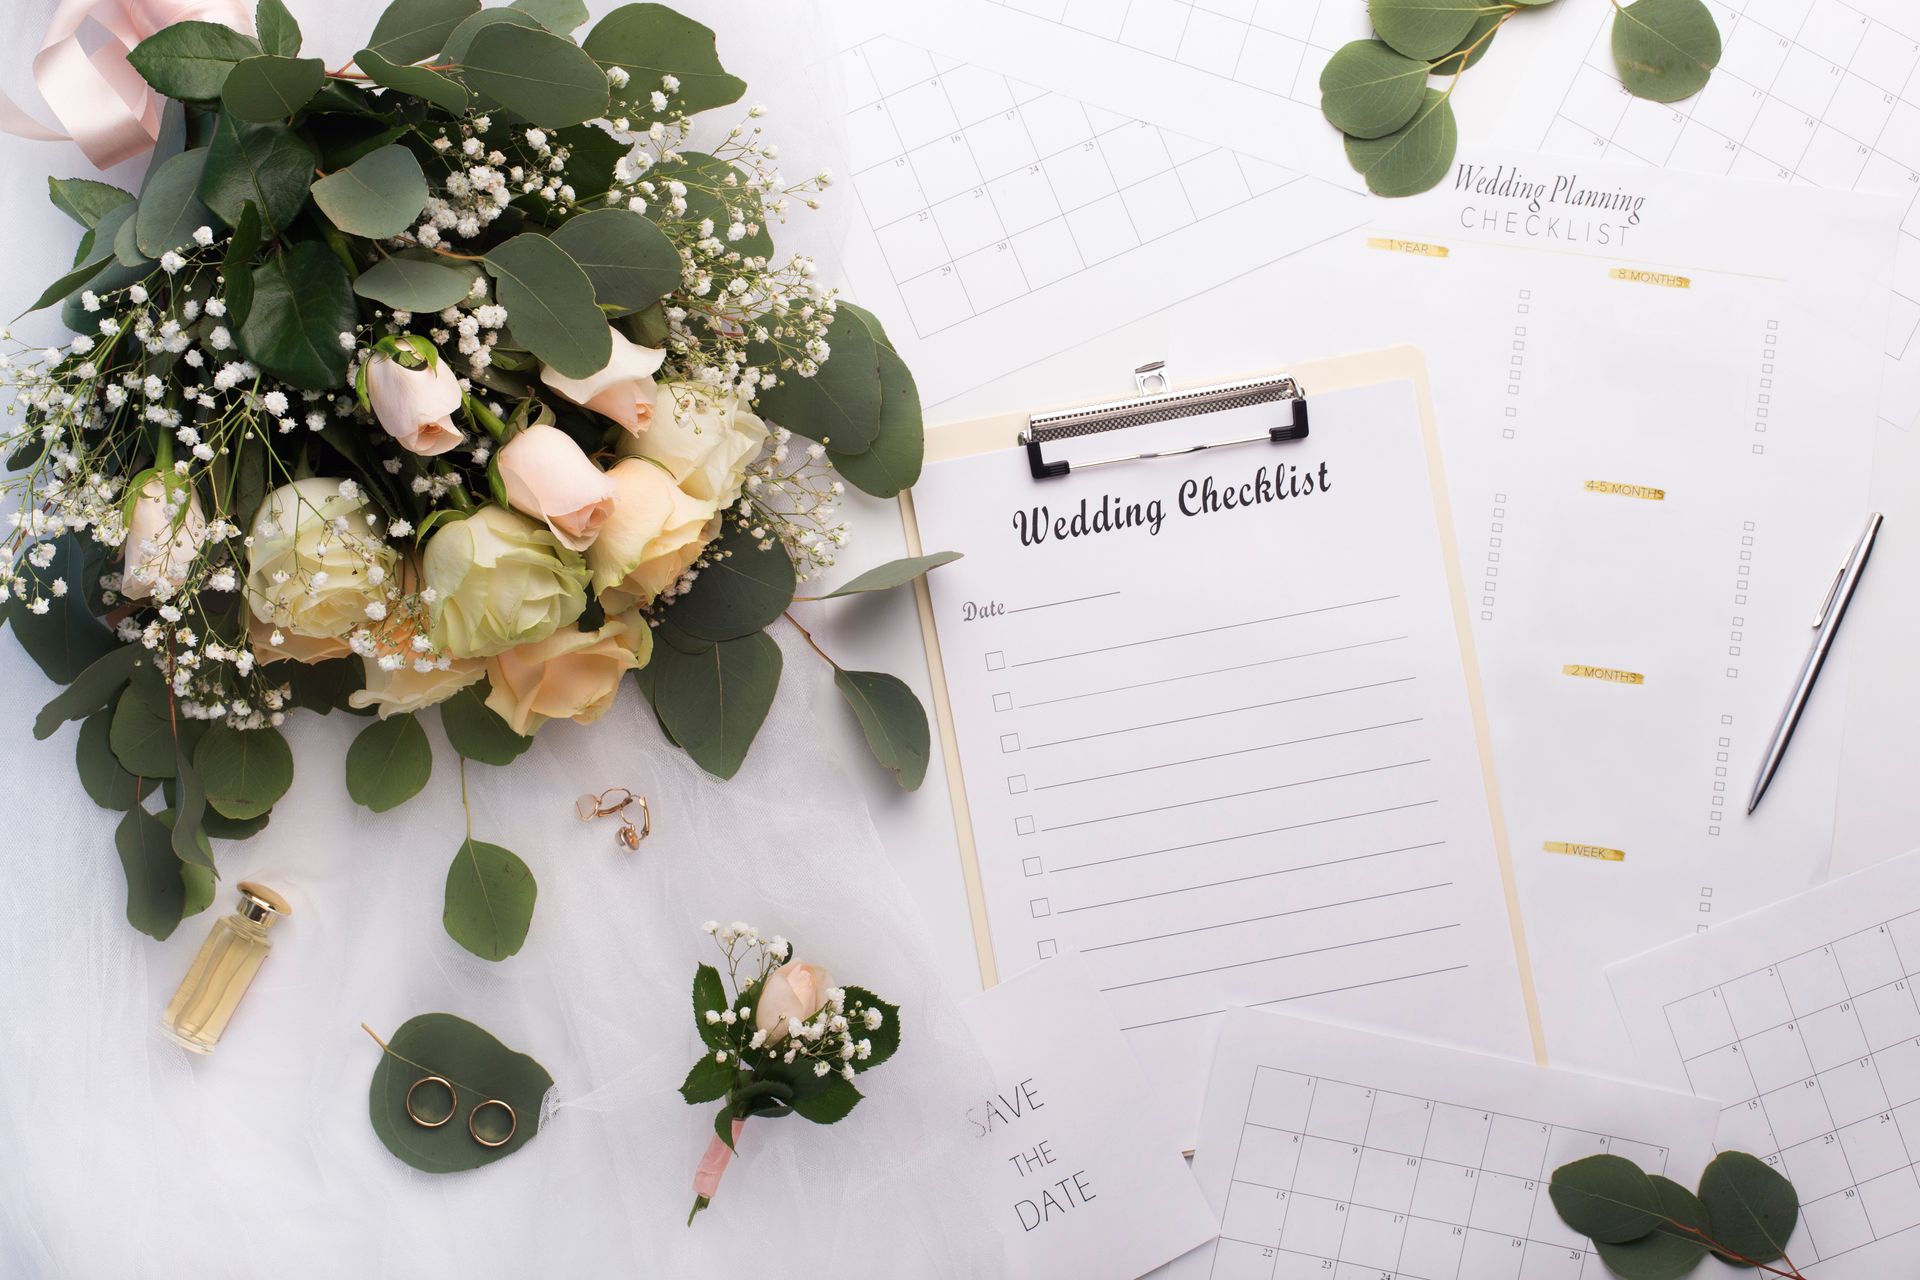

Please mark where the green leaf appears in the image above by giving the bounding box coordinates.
[181,857,218,919]
[549,208,680,313]
[110,664,179,780]
[223,199,263,275]
[585,4,746,120]
[664,521,795,642]
[754,306,882,452]
[5,536,116,682]
[444,838,537,960]
[1438,10,1502,72]
[34,644,142,740]
[1549,1153,1664,1245]
[443,8,541,62]
[1697,1151,1798,1266]
[513,0,589,33]
[257,0,302,56]
[834,669,930,791]
[195,723,294,819]
[652,631,782,780]
[170,745,212,870]
[281,655,367,714]
[843,985,900,1072]
[817,551,961,599]
[134,147,213,258]
[24,244,115,314]
[788,1072,861,1124]
[693,962,729,1049]
[1595,1175,1712,1280]
[1368,0,1484,60]
[440,682,532,765]
[365,0,480,65]
[203,805,272,840]
[367,1012,552,1172]
[459,21,610,128]
[239,241,358,390]
[354,47,472,114]
[481,234,611,379]
[1612,0,1722,102]
[220,54,324,122]
[127,21,261,101]
[345,712,433,812]
[353,253,481,312]
[679,1054,734,1103]
[106,202,145,267]
[828,340,924,498]
[311,144,428,239]
[1343,87,1458,197]
[199,116,315,233]
[1319,40,1429,140]
[223,202,262,326]
[115,807,187,940]
[77,710,158,811]
[48,177,134,229]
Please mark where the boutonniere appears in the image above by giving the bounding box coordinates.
[679,920,900,1223]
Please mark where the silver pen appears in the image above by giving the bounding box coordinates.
[1747,512,1884,814]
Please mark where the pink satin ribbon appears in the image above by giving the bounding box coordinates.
[693,1118,746,1200]
[0,0,253,170]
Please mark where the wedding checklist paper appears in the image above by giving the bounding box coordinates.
[960,953,1216,1278]
[1333,146,1901,1077]
[1175,1008,1720,1280]
[1610,849,1920,1276]
[907,352,1537,1145]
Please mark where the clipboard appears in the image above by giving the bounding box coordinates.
[898,345,1547,1064]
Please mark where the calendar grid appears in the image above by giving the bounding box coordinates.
[1660,904,1920,1264]
[1206,1066,1676,1278]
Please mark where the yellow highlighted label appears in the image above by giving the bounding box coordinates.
[1608,267,1690,289]
[1584,480,1666,501]
[1544,841,1626,862]
[1369,237,1450,258]
[1562,664,1645,685]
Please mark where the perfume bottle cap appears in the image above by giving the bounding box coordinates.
[235,881,291,925]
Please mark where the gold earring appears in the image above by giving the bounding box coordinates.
[405,1075,457,1128]
[575,787,651,850]
[468,1098,518,1148]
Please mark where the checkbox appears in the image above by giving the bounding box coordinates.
[1760,378,1772,388]
[1488,552,1501,563]
[1715,766,1727,777]
[1491,522,1504,533]
[1714,781,1726,792]
[1022,856,1043,877]
[1030,897,1051,918]
[1509,369,1522,381]
[1726,668,1738,678]
[1520,289,1532,299]
[1482,596,1495,606]
[1518,303,1531,314]
[1508,384,1520,395]
[1483,581,1496,593]
[1502,428,1515,438]
[1511,354,1523,366]
[1504,406,1517,417]
[1514,326,1527,336]
[1735,594,1748,604]
[1489,537,1502,547]
[1699,902,1712,912]
[1731,630,1742,640]
[999,733,1020,754]
[1767,319,1778,329]
[1015,815,1035,836]
[1756,407,1768,418]
[1036,939,1057,960]
[1758,393,1770,404]
[985,651,1005,671]
[1481,610,1493,620]
[1007,775,1028,794]
[1742,522,1755,531]
[1709,826,1721,836]
[1728,646,1741,656]
[1720,715,1733,725]
[1762,364,1774,373]
[1698,924,1710,933]
[992,692,1013,712]
[1739,550,1751,561]
[1752,445,1765,455]
[1717,751,1729,761]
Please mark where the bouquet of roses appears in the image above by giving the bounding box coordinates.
[3,0,948,955]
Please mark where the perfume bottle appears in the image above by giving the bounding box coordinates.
[161,881,290,1053]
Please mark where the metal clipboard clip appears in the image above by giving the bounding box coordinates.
[1018,361,1310,481]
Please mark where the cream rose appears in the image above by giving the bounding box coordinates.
[420,505,589,659]
[349,655,485,719]
[538,330,666,435]
[246,478,397,638]
[497,424,616,552]
[121,475,208,601]
[754,960,833,1046]
[366,351,465,456]
[483,612,652,735]
[585,458,719,613]
[247,613,350,664]
[619,383,768,508]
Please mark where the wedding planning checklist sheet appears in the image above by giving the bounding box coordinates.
[1175,1008,1719,1280]
[906,354,1537,1145]
[1610,849,1920,1276]
[1328,146,1901,1076]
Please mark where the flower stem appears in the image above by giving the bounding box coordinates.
[781,610,838,669]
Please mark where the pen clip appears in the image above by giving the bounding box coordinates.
[1811,548,1849,628]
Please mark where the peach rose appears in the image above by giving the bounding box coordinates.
[349,655,485,719]
[586,458,719,613]
[121,475,207,601]
[623,384,768,508]
[497,425,616,552]
[483,612,653,735]
[754,960,833,1045]
[247,613,350,664]
[538,330,666,435]
[366,351,465,456]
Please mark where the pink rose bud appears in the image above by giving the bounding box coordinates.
[366,352,465,456]
[122,475,207,601]
[538,330,667,435]
[497,425,617,552]
[753,961,833,1045]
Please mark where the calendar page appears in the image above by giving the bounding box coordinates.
[1611,849,1920,1276]
[1173,1008,1719,1280]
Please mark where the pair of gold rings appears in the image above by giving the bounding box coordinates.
[575,786,651,850]
[404,1074,517,1148]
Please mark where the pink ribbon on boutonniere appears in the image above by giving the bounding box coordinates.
[689,1118,746,1221]
[0,0,253,170]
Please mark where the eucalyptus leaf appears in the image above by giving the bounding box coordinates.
[170,745,211,870]
[365,0,480,65]
[512,0,589,32]
[834,669,930,791]
[5,535,115,682]
[77,710,158,811]
[1697,1150,1797,1266]
[353,253,481,311]
[257,0,302,56]
[460,22,609,128]
[34,644,141,740]
[550,208,680,313]
[482,234,611,379]
[128,21,261,101]
[1548,1153,1664,1244]
[1343,87,1457,197]
[110,203,147,266]
[1319,40,1429,140]
[443,838,537,960]
[1369,0,1485,60]
[368,1013,552,1172]
[753,305,881,452]
[1594,1175,1711,1280]
[652,631,782,780]
[828,341,923,498]
[584,4,746,120]
[115,807,188,940]
[312,144,429,239]
[195,723,295,820]
[817,551,962,599]
[664,521,795,642]
[440,683,532,766]
[199,116,315,232]
[442,8,540,63]
[110,663,179,780]
[181,856,217,919]
[239,242,358,390]
[134,147,213,258]
[1439,10,1502,72]
[220,54,324,122]
[1612,0,1722,102]
[24,245,115,315]
[344,712,433,812]
[48,177,134,229]
[354,48,472,114]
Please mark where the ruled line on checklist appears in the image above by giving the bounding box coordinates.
[1120,965,1473,1031]
[1049,801,1442,872]
[1034,719,1424,791]
[1006,590,1121,614]
[1019,635,1411,709]
[1039,759,1432,832]
[1080,882,1455,953]
[1009,595,1401,667]
[1024,677,1418,749]
[1102,924,1463,995]
[1058,842,1446,912]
